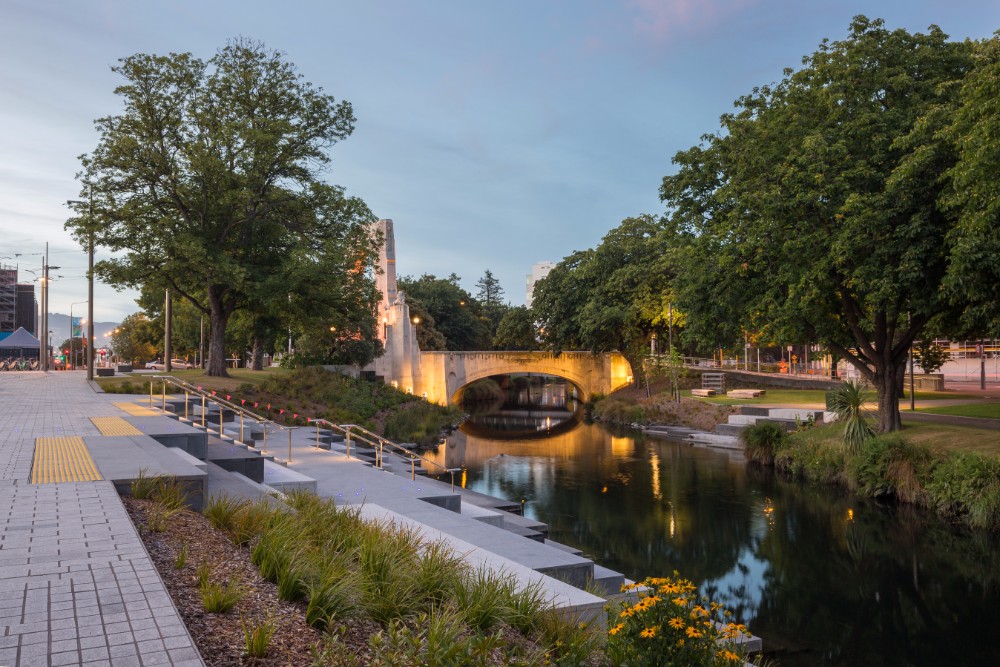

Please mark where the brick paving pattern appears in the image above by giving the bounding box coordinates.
[0,372,204,666]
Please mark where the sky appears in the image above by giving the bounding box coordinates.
[2,0,999,323]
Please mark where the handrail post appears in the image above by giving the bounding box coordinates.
[345,428,351,459]
[148,380,152,407]
[287,429,292,464]
[219,406,224,438]
[315,422,320,449]
[184,390,189,420]
[450,469,456,492]
[240,413,244,444]
[201,395,206,429]
[411,458,415,481]
[161,381,166,411]
[261,423,267,453]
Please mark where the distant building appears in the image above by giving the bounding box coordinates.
[525,261,555,308]
[0,267,16,332]
[15,284,37,335]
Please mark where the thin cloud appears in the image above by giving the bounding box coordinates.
[626,0,759,43]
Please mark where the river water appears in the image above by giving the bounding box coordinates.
[425,379,1000,666]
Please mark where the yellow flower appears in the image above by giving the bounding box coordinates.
[676,639,685,647]
[685,626,703,639]
[608,623,624,636]
[690,605,708,618]
[620,607,635,618]
[640,626,658,638]
[674,597,689,606]
[668,617,686,630]
[717,649,742,662]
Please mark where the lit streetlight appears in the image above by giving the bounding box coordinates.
[69,301,88,371]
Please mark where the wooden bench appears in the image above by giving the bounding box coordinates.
[727,389,766,399]
[691,388,716,397]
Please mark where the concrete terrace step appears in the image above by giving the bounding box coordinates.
[715,423,747,437]
[687,432,741,449]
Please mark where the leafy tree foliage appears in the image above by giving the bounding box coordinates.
[943,36,1000,333]
[66,39,376,377]
[532,214,675,377]
[109,313,158,365]
[912,341,950,375]
[493,306,541,350]
[397,274,490,351]
[663,17,975,432]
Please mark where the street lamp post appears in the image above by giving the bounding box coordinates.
[68,191,96,381]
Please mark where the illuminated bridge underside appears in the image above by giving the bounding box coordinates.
[415,351,633,406]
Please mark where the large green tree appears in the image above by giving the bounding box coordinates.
[943,35,1000,333]
[532,214,675,378]
[493,306,541,350]
[66,39,373,377]
[663,17,975,432]
[397,274,490,350]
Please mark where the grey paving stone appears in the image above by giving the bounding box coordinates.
[51,649,84,665]
[82,645,111,661]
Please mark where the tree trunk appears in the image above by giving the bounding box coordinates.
[874,358,905,432]
[206,288,230,377]
[251,335,264,371]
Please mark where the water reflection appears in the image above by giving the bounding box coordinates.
[426,379,1000,666]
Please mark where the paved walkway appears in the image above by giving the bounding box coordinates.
[0,372,203,667]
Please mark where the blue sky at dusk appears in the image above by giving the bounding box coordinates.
[2,0,998,320]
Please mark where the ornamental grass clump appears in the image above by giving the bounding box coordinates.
[605,574,755,667]
[828,380,876,454]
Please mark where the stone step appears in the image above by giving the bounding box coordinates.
[590,564,626,595]
[687,432,741,449]
[715,423,747,437]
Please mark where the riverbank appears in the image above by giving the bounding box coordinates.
[743,418,1000,530]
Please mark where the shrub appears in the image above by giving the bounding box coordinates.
[605,574,755,667]
[740,421,787,465]
[926,454,1000,530]
[593,398,645,424]
[847,434,930,504]
[242,615,274,658]
[200,577,243,614]
[203,495,245,531]
[452,565,513,632]
[827,381,875,453]
[775,438,847,485]
[131,468,163,499]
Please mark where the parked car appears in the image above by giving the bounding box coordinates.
[148,359,194,370]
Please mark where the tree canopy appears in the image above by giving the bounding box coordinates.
[532,214,675,375]
[397,274,490,351]
[66,39,379,376]
[663,17,977,431]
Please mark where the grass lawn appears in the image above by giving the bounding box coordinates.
[794,419,1000,457]
[684,388,986,406]
[919,402,1000,420]
[98,367,289,394]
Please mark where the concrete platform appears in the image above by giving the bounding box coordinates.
[119,416,208,459]
[359,504,607,626]
[261,460,316,494]
[204,439,265,483]
[84,435,208,511]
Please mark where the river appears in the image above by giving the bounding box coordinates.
[424,378,1000,666]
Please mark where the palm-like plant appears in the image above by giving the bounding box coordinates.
[829,380,875,453]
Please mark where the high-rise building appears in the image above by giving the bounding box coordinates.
[525,261,555,308]
[15,284,37,335]
[0,266,16,332]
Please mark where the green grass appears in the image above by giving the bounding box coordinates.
[793,419,1000,458]
[685,388,986,406]
[920,402,1000,420]
[97,367,289,394]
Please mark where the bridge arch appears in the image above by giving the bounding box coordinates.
[415,351,632,406]
[450,370,586,406]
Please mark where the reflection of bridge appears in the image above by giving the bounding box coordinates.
[368,219,633,405]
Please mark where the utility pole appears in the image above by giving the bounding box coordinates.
[86,191,94,382]
[40,244,47,371]
[164,289,172,373]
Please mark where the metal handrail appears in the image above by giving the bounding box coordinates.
[148,375,300,463]
[306,418,462,490]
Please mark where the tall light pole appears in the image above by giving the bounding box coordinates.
[68,191,96,381]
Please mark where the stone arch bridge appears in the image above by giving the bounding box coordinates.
[416,350,632,406]
[367,218,633,405]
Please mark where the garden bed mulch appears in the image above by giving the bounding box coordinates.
[123,498,379,666]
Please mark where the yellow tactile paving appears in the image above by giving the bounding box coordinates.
[31,437,103,484]
[90,416,144,436]
[113,402,160,416]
